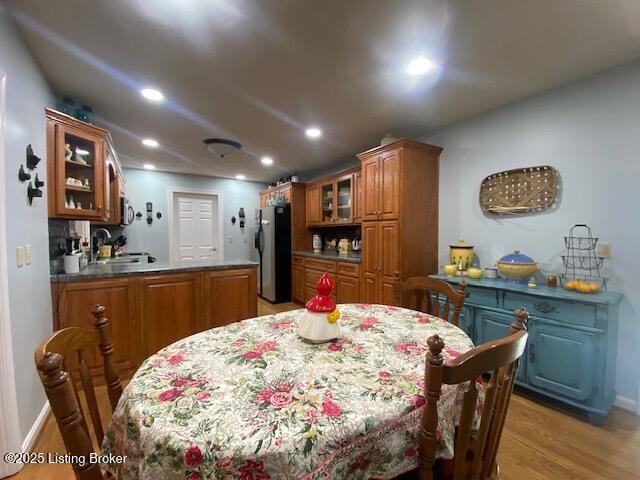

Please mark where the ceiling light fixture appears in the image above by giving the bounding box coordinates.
[407,56,436,76]
[143,163,156,170]
[141,88,164,102]
[261,156,273,166]
[236,174,246,180]
[203,138,242,158]
[305,127,322,139]
[142,138,159,148]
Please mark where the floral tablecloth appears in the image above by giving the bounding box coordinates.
[102,304,481,480]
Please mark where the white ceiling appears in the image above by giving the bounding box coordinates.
[8,0,640,182]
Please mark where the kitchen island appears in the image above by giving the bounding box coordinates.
[51,259,258,380]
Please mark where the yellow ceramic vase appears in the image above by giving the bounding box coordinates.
[449,238,475,270]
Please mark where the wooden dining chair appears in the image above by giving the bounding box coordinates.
[410,308,529,480]
[34,304,123,480]
[394,273,467,326]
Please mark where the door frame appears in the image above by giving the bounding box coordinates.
[0,72,23,477]
[167,187,224,262]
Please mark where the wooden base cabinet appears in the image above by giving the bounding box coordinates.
[51,267,258,379]
[138,273,203,359]
[291,255,359,304]
[203,268,257,329]
[52,277,138,378]
[358,139,441,304]
[433,274,622,425]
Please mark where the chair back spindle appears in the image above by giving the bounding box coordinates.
[34,304,123,480]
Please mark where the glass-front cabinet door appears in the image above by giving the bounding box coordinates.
[56,124,105,219]
[335,174,353,223]
[321,181,334,224]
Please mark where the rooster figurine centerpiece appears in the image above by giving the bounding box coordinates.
[298,273,340,343]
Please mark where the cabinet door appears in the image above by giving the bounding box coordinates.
[458,306,474,339]
[55,278,138,376]
[379,221,399,305]
[203,269,257,329]
[476,310,526,382]
[260,192,268,208]
[281,186,291,204]
[335,174,353,223]
[320,180,335,224]
[527,322,596,401]
[361,156,380,221]
[361,222,380,303]
[379,150,400,220]
[306,184,322,226]
[353,171,363,222]
[138,273,202,358]
[336,275,360,304]
[292,264,305,303]
[55,123,106,219]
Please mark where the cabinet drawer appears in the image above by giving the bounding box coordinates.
[304,258,336,272]
[465,286,498,307]
[337,262,360,278]
[292,255,305,265]
[306,268,337,287]
[503,292,596,327]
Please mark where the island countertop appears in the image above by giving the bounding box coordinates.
[292,249,361,263]
[51,259,258,282]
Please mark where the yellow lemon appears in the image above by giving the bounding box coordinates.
[327,308,340,324]
[589,283,601,293]
[577,283,592,294]
[565,281,576,290]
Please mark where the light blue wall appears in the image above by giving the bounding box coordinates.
[121,168,264,262]
[424,60,640,405]
[0,5,54,440]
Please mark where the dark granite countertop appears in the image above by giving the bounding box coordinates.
[292,250,361,264]
[51,259,258,282]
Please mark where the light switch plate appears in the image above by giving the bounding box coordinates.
[25,244,32,265]
[597,242,612,258]
[16,246,25,267]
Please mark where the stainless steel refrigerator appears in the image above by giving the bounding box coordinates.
[254,205,291,303]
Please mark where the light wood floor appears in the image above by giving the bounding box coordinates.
[11,299,640,479]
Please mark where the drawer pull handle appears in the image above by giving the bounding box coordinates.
[528,344,536,363]
[534,302,556,314]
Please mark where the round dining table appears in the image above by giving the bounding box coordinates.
[101,304,481,480]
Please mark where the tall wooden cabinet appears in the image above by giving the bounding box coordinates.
[358,139,441,304]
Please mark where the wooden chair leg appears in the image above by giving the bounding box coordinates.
[38,352,103,480]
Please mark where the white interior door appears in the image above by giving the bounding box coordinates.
[174,193,219,261]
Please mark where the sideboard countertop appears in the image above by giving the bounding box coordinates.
[431,274,623,305]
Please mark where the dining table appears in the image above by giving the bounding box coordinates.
[101,303,482,480]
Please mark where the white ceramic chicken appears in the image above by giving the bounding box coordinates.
[298,273,340,343]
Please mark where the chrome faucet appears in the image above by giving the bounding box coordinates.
[91,228,112,263]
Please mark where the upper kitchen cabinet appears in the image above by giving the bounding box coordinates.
[306,167,359,226]
[46,108,110,220]
[361,148,400,221]
[94,141,125,225]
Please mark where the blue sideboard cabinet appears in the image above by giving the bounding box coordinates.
[431,274,623,425]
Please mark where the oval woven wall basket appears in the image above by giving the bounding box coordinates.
[479,165,558,214]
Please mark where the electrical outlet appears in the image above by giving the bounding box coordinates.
[25,244,32,265]
[16,246,25,267]
[597,242,612,258]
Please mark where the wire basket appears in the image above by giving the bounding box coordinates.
[561,224,608,290]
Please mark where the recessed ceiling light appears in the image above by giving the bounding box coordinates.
[407,56,436,76]
[140,88,164,102]
[236,174,246,180]
[142,138,159,148]
[305,127,322,139]
[261,156,273,166]
[143,163,155,170]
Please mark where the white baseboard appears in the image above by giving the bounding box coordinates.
[21,402,50,453]
[614,395,638,415]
